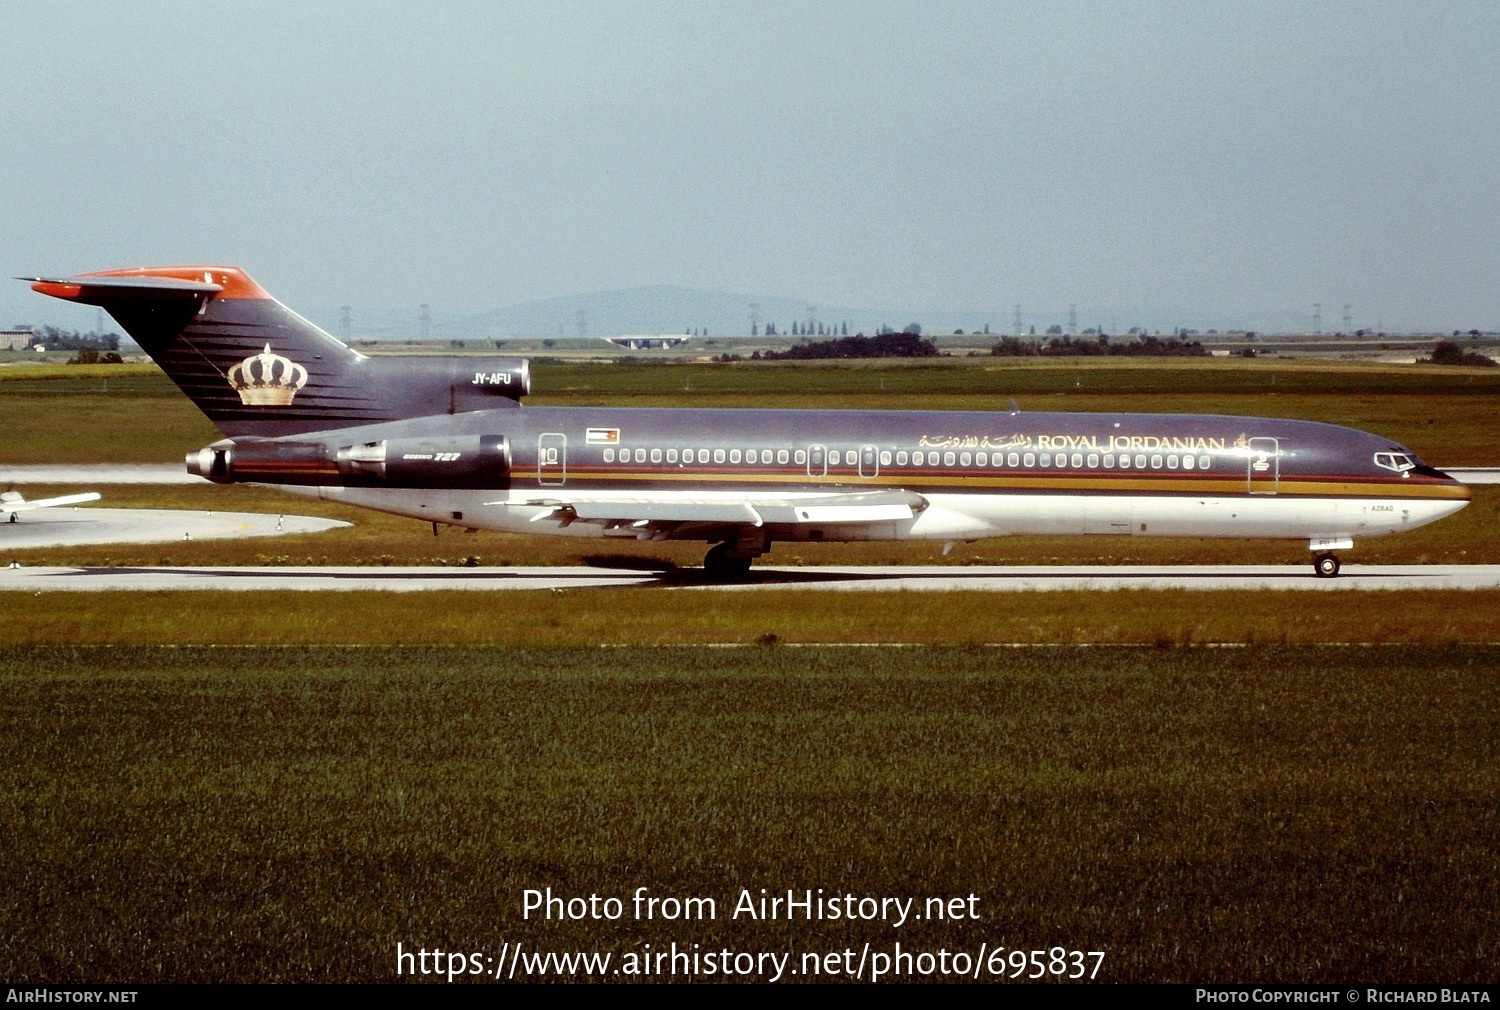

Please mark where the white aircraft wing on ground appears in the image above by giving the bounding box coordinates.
[1,490,102,521]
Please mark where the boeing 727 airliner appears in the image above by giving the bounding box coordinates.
[27,267,1470,577]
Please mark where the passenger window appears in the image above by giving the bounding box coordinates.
[778,450,789,465]
[1104,454,1115,468]
[794,450,805,464]
[730,449,741,464]
[959,452,972,466]
[650,448,662,463]
[880,451,891,466]
[1118,455,1129,469]
[1070,453,1083,468]
[896,451,908,466]
[1041,453,1052,467]
[1167,454,1178,469]
[635,448,646,463]
[944,452,956,466]
[1023,452,1035,467]
[713,449,725,463]
[698,449,710,463]
[1182,455,1194,470]
[1135,454,1146,469]
[1198,455,1210,470]
[1150,454,1162,469]
[603,448,615,462]
[1086,454,1098,468]
[667,448,678,463]
[976,452,988,467]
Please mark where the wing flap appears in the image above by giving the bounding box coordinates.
[506,488,927,531]
[569,499,764,525]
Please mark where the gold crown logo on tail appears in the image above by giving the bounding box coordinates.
[228,344,309,406]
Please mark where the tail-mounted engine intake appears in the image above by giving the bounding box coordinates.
[188,435,511,488]
[436,357,531,411]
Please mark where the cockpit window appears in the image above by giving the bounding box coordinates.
[1374,451,1416,473]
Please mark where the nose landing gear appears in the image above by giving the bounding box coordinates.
[1313,553,1341,578]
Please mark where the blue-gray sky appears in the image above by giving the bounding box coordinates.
[5,1,1498,332]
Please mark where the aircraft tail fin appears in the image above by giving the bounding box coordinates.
[28,267,528,438]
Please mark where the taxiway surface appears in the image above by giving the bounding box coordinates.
[0,508,350,549]
[1,564,1496,592]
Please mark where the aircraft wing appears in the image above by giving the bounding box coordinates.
[0,491,102,515]
[506,488,928,535]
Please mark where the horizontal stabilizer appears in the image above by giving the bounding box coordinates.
[25,274,224,302]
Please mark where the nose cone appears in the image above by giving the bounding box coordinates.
[1413,464,1473,503]
[1398,465,1472,531]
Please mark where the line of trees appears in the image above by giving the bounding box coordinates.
[28,326,122,352]
[1419,340,1496,367]
[991,335,1207,358]
[752,332,938,360]
[757,321,851,337]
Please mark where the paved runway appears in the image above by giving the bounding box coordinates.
[0,507,350,549]
[5,464,201,484]
[2,563,1497,592]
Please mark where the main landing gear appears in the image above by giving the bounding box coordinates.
[1313,553,1341,578]
[703,543,753,579]
[703,530,769,580]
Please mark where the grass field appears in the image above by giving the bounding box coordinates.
[2,588,1499,647]
[0,645,1494,983]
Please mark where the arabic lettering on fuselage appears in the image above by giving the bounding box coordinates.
[917,433,1231,452]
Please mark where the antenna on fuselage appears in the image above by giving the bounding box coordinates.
[1008,397,1020,416]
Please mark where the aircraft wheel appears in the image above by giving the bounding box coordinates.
[1313,553,1340,578]
[704,543,753,579]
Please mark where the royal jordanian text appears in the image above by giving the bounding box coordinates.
[919,432,1231,453]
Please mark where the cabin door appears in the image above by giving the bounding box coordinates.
[1246,437,1279,495]
[538,433,567,487]
[807,444,827,478]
